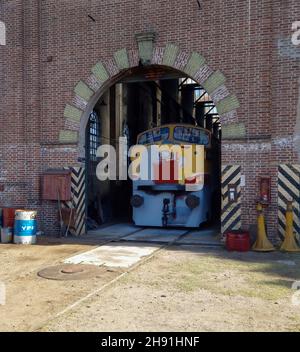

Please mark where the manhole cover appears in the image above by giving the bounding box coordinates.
[38,264,104,281]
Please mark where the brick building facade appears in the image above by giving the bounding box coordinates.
[0,0,299,238]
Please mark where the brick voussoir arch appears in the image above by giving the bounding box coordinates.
[59,42,243,237]
[60,43,242,154]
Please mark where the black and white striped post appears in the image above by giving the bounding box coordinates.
[278,164,300,241]
[221,165,242,237]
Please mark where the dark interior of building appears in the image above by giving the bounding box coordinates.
[85,66,221,229]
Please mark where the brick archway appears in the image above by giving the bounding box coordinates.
[59,42,242,236]
[60,43,241,160]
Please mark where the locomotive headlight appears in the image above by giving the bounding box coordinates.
[131,195,144,208]
[185,195,200,209]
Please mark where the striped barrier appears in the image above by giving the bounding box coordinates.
[278,164,300,241]
[63,167,86,236]
[221,165,242,235]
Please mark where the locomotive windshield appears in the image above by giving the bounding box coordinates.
[137,124,211,147]
[138,127,170,145]
[173,126,210,145]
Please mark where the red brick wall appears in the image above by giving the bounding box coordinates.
[0,0,299,236]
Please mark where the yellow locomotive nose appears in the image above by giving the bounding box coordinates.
[132,124,217,228]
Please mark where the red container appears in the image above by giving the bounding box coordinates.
[226,230,250,252]
[2,208,17,228]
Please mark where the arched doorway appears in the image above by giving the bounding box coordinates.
[60,42,241,236]
[84,65,222,230]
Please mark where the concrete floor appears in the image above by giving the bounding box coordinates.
[87,223,221,247]
[177,227,221,246]
[122,227,188,243]
[87,223,141,241]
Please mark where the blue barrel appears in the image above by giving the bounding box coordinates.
[14,210,37,244]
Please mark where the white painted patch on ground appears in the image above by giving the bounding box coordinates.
[64,242,160,268]
[123,228,187,243]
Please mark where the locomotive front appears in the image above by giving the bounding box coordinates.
[131,124,214,228]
